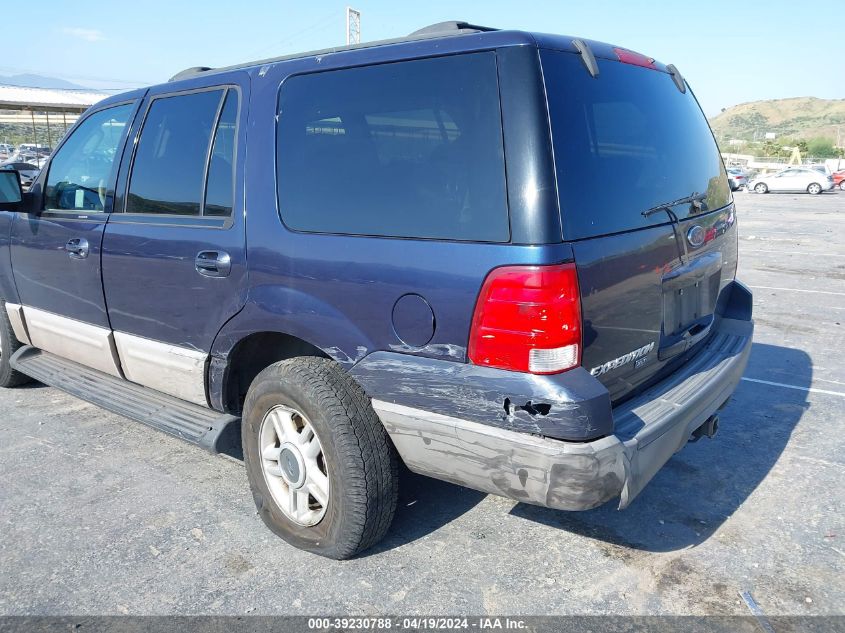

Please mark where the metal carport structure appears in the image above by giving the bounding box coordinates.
[0,84,110,150]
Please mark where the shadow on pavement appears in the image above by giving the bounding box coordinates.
[362,467,486,556]
[362,342,809,555]
[508,342,810,551]
[201,341,810,556]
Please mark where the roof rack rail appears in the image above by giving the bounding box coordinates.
[169,66,212,82]
[167,21,499,83]
[408,21,498,37]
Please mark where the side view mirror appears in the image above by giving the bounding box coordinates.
[0,169,23,211]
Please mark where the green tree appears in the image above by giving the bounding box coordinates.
[806,137,837,158]
[761,140,780,157]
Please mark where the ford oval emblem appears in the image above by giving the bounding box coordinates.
[687,225,705,247]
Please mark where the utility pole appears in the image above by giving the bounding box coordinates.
[346,7,361,45]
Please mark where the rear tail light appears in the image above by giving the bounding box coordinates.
[468,263,582,374]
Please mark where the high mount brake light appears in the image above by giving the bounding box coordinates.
[468,263,582,375]
[613,47,657,69]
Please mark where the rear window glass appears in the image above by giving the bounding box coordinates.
[276,53,509,242]
[541,50,730,239]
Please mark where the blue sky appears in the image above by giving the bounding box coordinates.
[3,0,843,115]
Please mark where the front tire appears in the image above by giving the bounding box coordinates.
[0,300,31,388]
[839,181,845,191]
[754,182,768,194]
[242,357,399,559]
[807,183,822,195]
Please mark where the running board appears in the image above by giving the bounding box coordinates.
[9,346,239,453]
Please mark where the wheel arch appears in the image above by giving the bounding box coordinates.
[216,331,330,414]
[207,290,377,413]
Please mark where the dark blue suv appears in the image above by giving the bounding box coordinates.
[0,22,753,559]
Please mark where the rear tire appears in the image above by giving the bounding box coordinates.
[754,183,768,194]
[0,300,31,388]
[807,183,822,195]
[242,357,399,559]
[839,181,845,191]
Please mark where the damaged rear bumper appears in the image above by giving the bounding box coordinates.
[365,313,753,511]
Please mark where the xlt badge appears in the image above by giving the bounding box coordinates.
[590,342,655,377]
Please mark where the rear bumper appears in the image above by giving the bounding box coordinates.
[361,284,754,511]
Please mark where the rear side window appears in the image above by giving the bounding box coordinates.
[276,53,509,242]
[541,50,730,239]
[126,89,238,216]
[204,90,239,217]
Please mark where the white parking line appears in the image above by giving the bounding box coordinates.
[816,377,845,387]
[746,232,826,236]
[748,285,845,296]
[741,377,845,398]
[744,249,845,258]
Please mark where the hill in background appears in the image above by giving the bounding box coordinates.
[709,97,845,143]
[0,74,88,90]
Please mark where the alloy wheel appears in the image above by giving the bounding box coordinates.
[259,405,330,527]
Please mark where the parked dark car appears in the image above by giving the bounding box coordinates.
[0,22,753,559]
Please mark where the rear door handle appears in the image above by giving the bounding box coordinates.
[195,251,231,278]
[65,238,89,260]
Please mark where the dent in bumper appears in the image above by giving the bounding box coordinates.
[352,355,614,442]
[373,399,627,511]
[371,315,753,512]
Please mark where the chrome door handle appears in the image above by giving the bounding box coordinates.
[195,251,231,278]
[65,238,89,260]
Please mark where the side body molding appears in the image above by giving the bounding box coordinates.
[20,306,122,377]
[8,305,209,406]
[4,303,31,345]
[113,332,208,406]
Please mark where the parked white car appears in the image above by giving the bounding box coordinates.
[0,161,40,189]
[749,168,834,195]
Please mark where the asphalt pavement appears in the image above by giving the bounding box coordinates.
[0,189,842,616]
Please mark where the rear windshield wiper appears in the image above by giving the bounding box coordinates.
[641,192,707,218]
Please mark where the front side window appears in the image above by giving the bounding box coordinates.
[44,103,133,212]
[126,89,226,216]
[276,53,509,242]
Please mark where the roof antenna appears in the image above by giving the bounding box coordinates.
[571,39,599,78]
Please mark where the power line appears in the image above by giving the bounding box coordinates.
[244,10,339,61]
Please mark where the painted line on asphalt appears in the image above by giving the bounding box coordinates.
[748,285,845,296]
[815,377,845,387]
[741,377,845,398]
[744,249,845,258]
[739,591,776,633]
